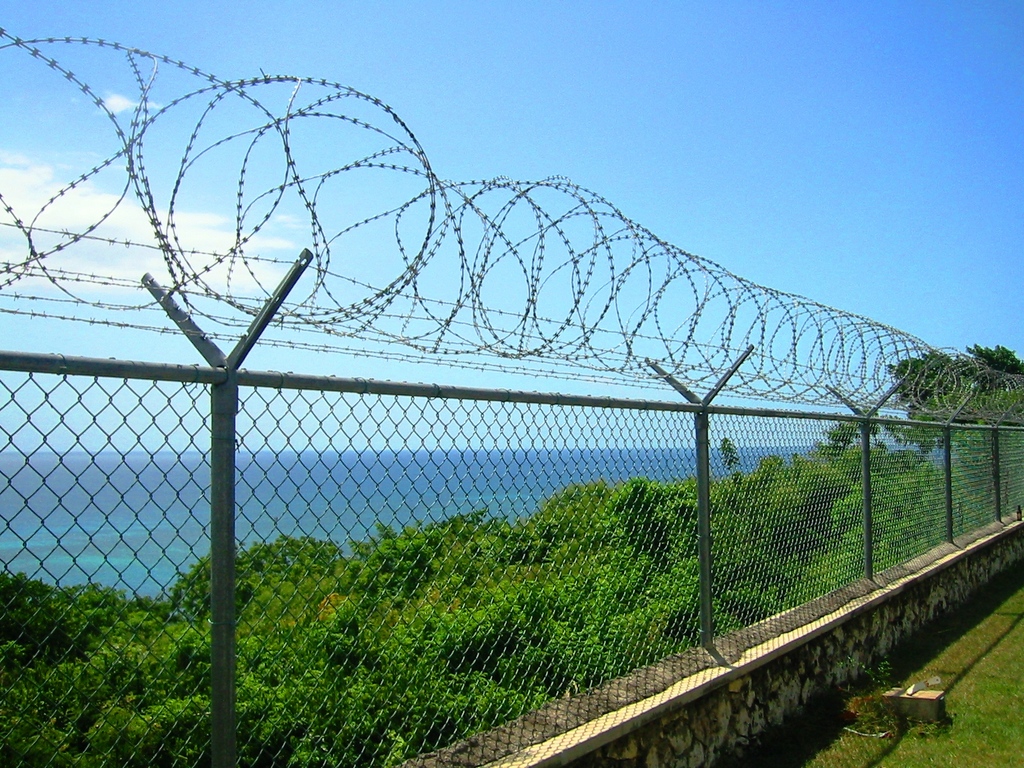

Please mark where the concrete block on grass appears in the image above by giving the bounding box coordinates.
[883,687,947,722]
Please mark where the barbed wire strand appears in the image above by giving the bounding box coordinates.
[1,31,1021,420]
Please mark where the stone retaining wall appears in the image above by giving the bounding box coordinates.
[569,521,1024,768]
[413,521,1024,768]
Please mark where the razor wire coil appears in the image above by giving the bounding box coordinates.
[1,31,1021,419]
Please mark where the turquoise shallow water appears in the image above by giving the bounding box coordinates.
[0,445,785,595]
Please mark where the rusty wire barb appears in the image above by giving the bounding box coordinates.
[1,32,1021,419]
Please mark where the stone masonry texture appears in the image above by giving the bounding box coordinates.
[571,523,1024,768]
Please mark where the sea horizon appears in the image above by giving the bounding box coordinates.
[1,444,802,596]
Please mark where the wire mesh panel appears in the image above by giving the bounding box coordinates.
[0,371,211,767]
[871,422,947,573]
[222,386,700,766]
[950,427,996,536]
[2,356,1020,768]
[1002,428,1024,518]
[708,414,864,638]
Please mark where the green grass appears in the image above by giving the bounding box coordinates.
[724,562,1024,767]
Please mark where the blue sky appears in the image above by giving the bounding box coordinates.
[1,1,1021,399]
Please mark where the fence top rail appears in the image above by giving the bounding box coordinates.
[0,349,226,385]
[3,348,1022,432]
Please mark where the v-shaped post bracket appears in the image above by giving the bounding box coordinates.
[143,248,314,370]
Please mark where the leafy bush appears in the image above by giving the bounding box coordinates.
[3,435,972,767]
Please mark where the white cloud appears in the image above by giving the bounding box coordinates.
[102,93,137,115]
[0,154,298,301]
[271,213,307,230]
[0,151,32,167]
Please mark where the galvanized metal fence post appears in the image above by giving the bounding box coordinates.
[860,416,873,579]
[943,425,954,543]
[648,346,754,648]
[693,407,714,647]
[144,250,313,768]
[992,426,1002,523]
[210,370,238,768]
[827,380,903,581]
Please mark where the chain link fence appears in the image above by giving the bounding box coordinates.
[1,369,211,767]
[2,354,1023,767]
[951,430,997,536]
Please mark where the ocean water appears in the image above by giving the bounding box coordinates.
[1,445,785,595]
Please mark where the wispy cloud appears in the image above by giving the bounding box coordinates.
[102,93,137,115]
[0,151,32,167]
[0,154,298,298]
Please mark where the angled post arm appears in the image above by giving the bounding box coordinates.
[646,345,754,650]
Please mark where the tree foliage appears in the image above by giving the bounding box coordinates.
[966,344,1024,376]
[1,430,997,767]
[890,344,1024,422]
